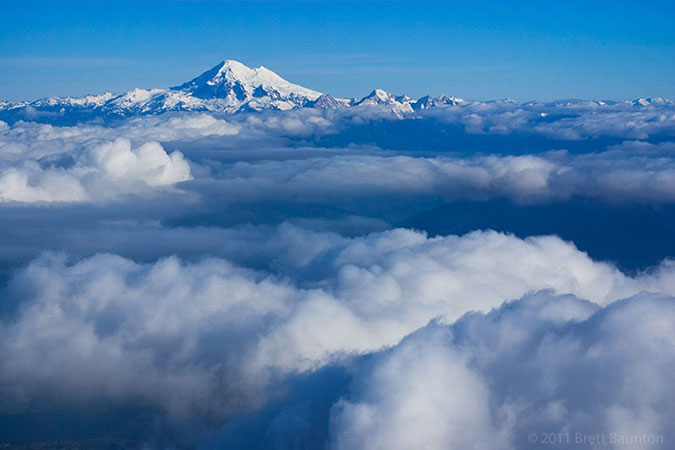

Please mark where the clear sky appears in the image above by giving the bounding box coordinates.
[1,0,674,102]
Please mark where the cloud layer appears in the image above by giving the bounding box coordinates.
[1,230,674,428]
[1,100,674,447]
[2,104,675,204]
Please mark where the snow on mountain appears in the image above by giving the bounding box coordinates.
[353,89,415,115]
[630,97,673,106]
[174,60,322,103]
[356,89,412,106]
[0,60,328,119]
[0,59,670,123]
[98,61,326,115]
[307,94,352,109]
[31,92,117,108]
[412,95,465,110]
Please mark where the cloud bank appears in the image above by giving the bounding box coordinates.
[2,105,675,205]
[1,230,674,431]
[1,99,674,448]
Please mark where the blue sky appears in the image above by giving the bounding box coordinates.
[1,0,674,101]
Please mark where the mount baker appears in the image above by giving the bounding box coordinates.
[0,60,464,121]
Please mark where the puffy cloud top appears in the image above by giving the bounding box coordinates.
[1,102,675,447]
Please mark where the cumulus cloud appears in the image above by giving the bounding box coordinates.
[1,101,674,447]
[0,137,191,202]
[83,138,191,187]
[0,253,295,420]
[0,113,244,202]
[0,165,88,202]
[329,291,675,450]
[1,229,674,429]
[202,291,675,449]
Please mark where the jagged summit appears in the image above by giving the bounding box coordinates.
[352,89,415,115]
[356,89,410,105]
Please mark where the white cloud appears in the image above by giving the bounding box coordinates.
[0,100,674,447]
[329,325,509,450]
[1,229,674,426]
[2,107,675,204]
[83,138,191,186]
[0,165,88,202]
[191,146,675,205]
[0,137,192,203]
[423,100,675,140]
[329,292,675,449]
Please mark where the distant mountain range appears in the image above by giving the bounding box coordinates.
[0,59,671,122]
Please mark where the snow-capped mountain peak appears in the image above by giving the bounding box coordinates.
[630,97,672,106]
[0,60,327,118]
[353,89,415,115]
[173,60,322,102]
[356,89,399,105]
[371,88,395,102]
[412,94,465,110]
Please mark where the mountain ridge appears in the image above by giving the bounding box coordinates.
[0,60,468,120]
[0,60,671,123]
